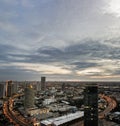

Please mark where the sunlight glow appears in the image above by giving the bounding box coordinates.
[76,68,103,76]
[15,63,72,75]
[104,0,120,17]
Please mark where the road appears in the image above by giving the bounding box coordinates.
[3,93,117,126]
[99,94,117,119]
[3,94,34,126]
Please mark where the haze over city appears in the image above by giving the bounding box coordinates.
[0,0,120,81]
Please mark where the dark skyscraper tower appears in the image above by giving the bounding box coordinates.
[0,83,6,98]
[41,77,46,91]
[84,84,98,126]
[62,83,65,91]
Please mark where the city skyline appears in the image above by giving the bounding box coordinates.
[0,0,120,81]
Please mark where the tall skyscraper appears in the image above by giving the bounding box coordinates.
[62,83,65,91]
[36,81,40,92]
[84,84,98,126]
[24,85,35,109]
[6,80,17,97]
[0,83,6,98]
[6,80,13,97]
[41,77,46,91]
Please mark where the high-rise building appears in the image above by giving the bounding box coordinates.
[62,83,65,91]
[84,84,98,126]
[41,77,46,91]
[6,80,13,97]
[36,81,40,92]
[6,80,17,97]
[24,85,35,109]
[13,81,18,93]
[0,83,6,98]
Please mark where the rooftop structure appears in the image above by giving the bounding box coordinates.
[41,111,84,126]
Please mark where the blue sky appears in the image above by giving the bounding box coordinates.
[0,0,120,81]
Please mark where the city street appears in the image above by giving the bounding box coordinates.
[3,95,34,126]
[99,94,117,119]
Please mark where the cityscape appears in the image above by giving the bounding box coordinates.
[0,78,120,126]
[0,0,120,126]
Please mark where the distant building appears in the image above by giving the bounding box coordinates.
[43,97,56,105]
[0,83,6,98]
[62,83,65,91]
[36,81,41,92]
[24,85,35,109]
[6,80,17,97]
[41,77,46,91]
[12,81,17,94]
[84,84,98,126]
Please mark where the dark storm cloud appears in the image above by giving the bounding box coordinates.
[0,44,16,53]
[1,39,120,64]
[0,38,120,80]
[0,44,28,63]
[0,66,39,81]
[34,39,120,63]
[70,62,98,69]
[112,70,120,75]
[0,44,17,62]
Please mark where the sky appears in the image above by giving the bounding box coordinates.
[0,0,120,81]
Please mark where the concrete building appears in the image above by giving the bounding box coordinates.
[61,83,65,91]
[24,85,35,109]
[12,81,17,94]
[6,80,17,97]
[36,81,41,92]
[41,111,84,126]
[43,97,56,105]
[84,84,98,126]
[41,77,46,91]
[0,83,6,98]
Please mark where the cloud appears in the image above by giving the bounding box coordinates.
[70,62,98,69]
[76,68,104,76]
[14,63,72,75]
[0,37,120,81]
[1,0,120,48]
[1,38,120,63]
[0,21,19,33]
[0,44,30,63]
[103,0,120,17]
[0,66,38,81]
[0,0,120,80]
[34,39,120,63]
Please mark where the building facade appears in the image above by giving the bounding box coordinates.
[84,85,98,126]
[6,80,17,97]
[24,86,35,109]
[0,83,6,98]
[41,77,46,91]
